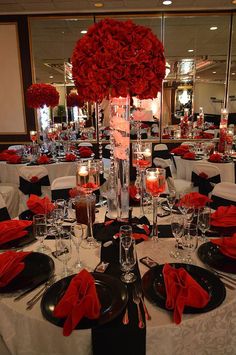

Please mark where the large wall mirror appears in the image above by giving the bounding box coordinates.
[228,14,236,125]
[29,12,234,143]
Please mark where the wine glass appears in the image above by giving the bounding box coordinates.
[182,224,198,263]
[198,207,211,242]
[145,168,166,241]
[76,161,100,249]
[119,233,136,283]
[132,142,152,216]
[33,214,51,254]
[170,215,184,258]
[166,189,176,214]
[71,224,85,271]
[56,227,72,277]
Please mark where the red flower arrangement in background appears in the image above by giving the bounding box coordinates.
[72,18,166,102]
[26,83,59,108]
[67,92,84,108]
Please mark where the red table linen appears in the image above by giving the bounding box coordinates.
[53,269,101,336]
[163,263,210,324]
[0,220,32,246]
[0,251,31,287]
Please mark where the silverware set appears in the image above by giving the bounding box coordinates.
[207,267,236,290]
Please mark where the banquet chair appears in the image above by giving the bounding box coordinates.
[153,157,193,194]
[0,193,11,221]
[211,182,236,209]
[191,163,221,196]
[0,183,19,218]
[8,144,24,151]
[51,176,76,201]
[78,142,93,147]
[18,166,51,214]
[153,144,176,176]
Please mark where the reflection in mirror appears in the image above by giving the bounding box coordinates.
[228,14,236,136]
[163,14,230,140]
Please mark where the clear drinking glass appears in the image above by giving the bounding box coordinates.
[182,224,198,263]
[166,190,176,214]
[33,214,51,254]
[170,215,184,258]
[120,235,137,284]
[198,207,211,242]
[56,227,72,277]
[71,224,85,271]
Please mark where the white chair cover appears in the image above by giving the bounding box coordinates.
[211,182,236,202]
[192,163,221,179]
[51,176,76,200]
[78,142,93,147]
[0,183,19,218]
[154,144,168,151]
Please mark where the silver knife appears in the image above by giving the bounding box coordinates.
[13,282,46,302]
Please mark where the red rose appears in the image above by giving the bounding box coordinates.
[30,176,39,183]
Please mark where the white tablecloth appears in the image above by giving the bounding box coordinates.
[0,161,78,186]
[0,208,236,355]
[175,156,235,183]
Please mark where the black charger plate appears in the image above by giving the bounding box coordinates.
[41,273,128,329]
[0,252,55,293]
[0,226,36,250]
[198,242,236,274]
[142,263,226,314]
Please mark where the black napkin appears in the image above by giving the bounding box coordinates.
[92,238,146,355]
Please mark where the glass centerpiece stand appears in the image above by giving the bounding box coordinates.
[145,168,166,241]
[132,142,152,216]
[76,160,100,249]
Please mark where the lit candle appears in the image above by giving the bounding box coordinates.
[147,172,157,182]
[143,148,151,158]
[79,166,88,177]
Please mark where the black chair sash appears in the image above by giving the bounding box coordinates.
[0,207,10,221]
[211,195,236,210]
[103,148,111,159]
[152,149,172,160]
[52,188,71,201]
[191,172,221,196]
[19,175,50,196]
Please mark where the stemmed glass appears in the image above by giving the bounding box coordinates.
[70,224,85,271]
[170,215,184,258]
[198,207,211,242]
[30,131,37,145]
[166,190,176,214]
[33,214,51,254]
[119,226,137,284]
[182,224,198,263]
[145,168,166,241]
[56,226,72,277]
[132,142,152,216]
[76,160,100,249]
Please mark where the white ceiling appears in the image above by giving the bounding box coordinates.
[0,0,235,15]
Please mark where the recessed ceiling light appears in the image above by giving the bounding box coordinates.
[232,0,236,4]
[61,31,65,34]
[196,76,200,79]
[210,26,218,31]
[49,75,53,79]
[94,2,104,7]
[163,0,172,5]
[212,71,216,74]
[188,49,194,52]
[232,72,236,75]
[81,30,87,34]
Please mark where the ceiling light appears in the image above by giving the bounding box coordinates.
[210,26,218,30]
[212,71,216,74]
[49,75,53,79]
[188,49,194,52]
[94,2,104,7]
[196,76,200,79]
[232,0,236,4]
[81,30,87,34]
[163,0,172,5]
[232,72,236,75]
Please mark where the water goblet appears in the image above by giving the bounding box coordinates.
[71,224,85,271]
[120,235,137,284]
[182,224,198,263]
[145,168,166,241]
[198,207,211,242]
[170,215,184,258]
[166,190,176,214]
[33,214,51,254]
[56,227,72,277]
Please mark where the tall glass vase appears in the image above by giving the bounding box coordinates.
[218,109,228,153]
[110,96,130,221]
[37,105,51,144]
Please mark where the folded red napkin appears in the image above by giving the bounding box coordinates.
[0,220,32,246]
[163,263,210,324]
[65,153,77,162]
[182,152,196,160]
[211,205,236,227]
[209,153,222,163]
[37,155,50,164]
[2,149,17,155]
[203,132,214,139]
[0,152,11,161]
[27,194,55,214]
[171,146,189,156]
[53,269,101,336]
[0,251,31,287]
[79,147,93,158]
[178,192,211,208]
[7,155,22,164]
[210,233,236,259]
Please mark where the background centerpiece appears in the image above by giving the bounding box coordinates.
[72,18,165,220]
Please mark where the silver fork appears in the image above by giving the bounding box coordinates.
[135,285,151,321]
[26,275,56,310]
[132,287,145,329]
